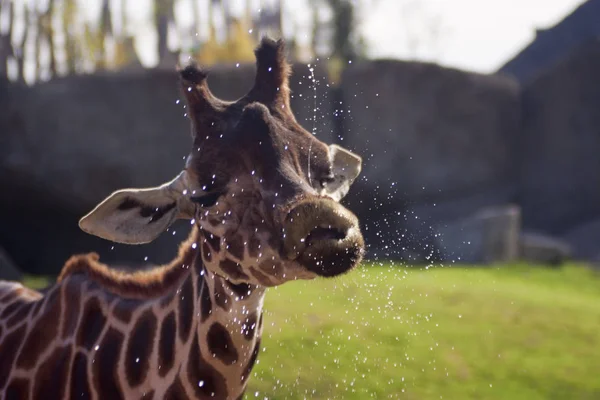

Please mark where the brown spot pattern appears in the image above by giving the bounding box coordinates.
[200,278,212,322]
[202,243,212,263]
[247,236,261,258]
[249,267,272,286]
[226,234,245,260]
[178,277,194,342]
[187,335,228,399]
[0,301,21,319]
[158,312,176,377]
[227,281,254,299]
[16,289,61,369]
[32,345,72,399]
[94,328,124,400]
[126,309,157,387]
[213,280,231,311]
[70,352,91,399]
[243,312,258,341]
[258,259,283,276]
[160,292,175,309]
[164,377,188,400]
[241,338,261,383]
[5,378,29,399]
[202,230,221,251]
[219,259,250,281]
[113,298,142,323]
[76,297,106,351]
[0,325,26,390]
[6,301,33,327]
[207,323,239,365]
[61,278,82,338]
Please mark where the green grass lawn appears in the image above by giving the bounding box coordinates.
[247,263,600,400]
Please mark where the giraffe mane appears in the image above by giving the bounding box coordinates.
[57,227,199,300]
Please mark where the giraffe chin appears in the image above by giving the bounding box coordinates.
[295,226,365,278]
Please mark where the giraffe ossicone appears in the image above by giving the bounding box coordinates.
[0,37,364,399]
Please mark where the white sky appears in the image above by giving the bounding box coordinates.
[116,0,587,73]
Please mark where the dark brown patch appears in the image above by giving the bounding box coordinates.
[0,325,25,390]
[16,289,62,369]
[248,236,261,258]
[0,301,21,319]
[32,344,72,399]
[202,243,212,263]
[31,297,44,318]
[178,277,194,342]
[164,377,188,400]
[5,378,29,399]
[258,259,284,276]
[200,278,212,322]
[213,280,231,311]
[140,390,155,399]
[187,335,228,399]
[94,328,124,400]
[194,255,205,276]
[126,309,157,387]
[61,278,82,338]
[202,230,221,251]
[6,301,33,326]
[76,297,106,351]
[241,338,261,383]
[227,281,255,299]
[70,352,91,399]
[158,312,176,377]
[113,298,141,323]
[219,259,250,281]
[160,292,175,309]
[249,267,272,286]
[207,323,238,365]
[226,234,245,260]
[242,312,259,341]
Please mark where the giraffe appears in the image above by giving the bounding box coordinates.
[0,37,365,400]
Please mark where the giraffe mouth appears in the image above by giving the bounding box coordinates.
[304,226,347,246]
[283,198,365,277]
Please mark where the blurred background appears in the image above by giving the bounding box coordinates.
[1,0,599,398]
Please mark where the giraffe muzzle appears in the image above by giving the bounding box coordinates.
[283,198,365,277]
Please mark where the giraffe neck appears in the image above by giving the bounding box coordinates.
[130,227,267,399]
[0,227,266,400]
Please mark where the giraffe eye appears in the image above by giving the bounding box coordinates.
[190,192,222,208]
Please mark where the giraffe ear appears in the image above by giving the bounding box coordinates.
[324,145,362,201]
[79,172,192,244]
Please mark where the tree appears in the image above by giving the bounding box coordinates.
[0,0,14,77]
[154,0,175,62]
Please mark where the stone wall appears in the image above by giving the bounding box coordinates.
[339,60,521,260]
[519,39,600,234]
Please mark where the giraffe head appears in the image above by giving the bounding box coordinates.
[79,38,364,286]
